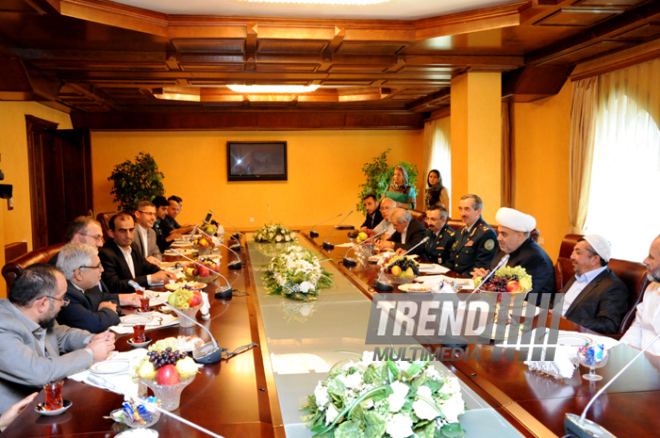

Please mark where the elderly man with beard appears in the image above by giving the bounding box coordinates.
[621,235,660,355]
[473,207,555,305]
[0,264,115,414]
[561,235,628,334]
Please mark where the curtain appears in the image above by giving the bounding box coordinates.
[569,76,599,234]
[423,117,451,212]
[582,57,660,260]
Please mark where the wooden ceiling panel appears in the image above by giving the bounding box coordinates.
[329,64,390,73]
[534,8,624,27]
[398,65,457,73]
[255,63,319,73]
[29,61,169,71]
[538,40,633,64]
[611,23,660,40]
[573,0,647,6]
[171,39,245,53]
[336,41,407,55]
[179,63,245,72]
[0,0,40,13]
[257,39,328,54]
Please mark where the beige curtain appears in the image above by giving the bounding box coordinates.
[422,117,451,211]
[569,76,598,234]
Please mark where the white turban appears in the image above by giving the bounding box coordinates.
[495,207,536,233]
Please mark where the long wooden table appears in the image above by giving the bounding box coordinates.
[305,225,660,438]
[6,228,660,437]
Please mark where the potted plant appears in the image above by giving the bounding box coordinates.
[356,149,419,213]
[108,152,165,212]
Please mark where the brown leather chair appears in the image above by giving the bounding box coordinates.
[2,242,66,290]
[409,209,427,226]
[608,258,649,334]
[96,211,117,242]
[554,234,582,291]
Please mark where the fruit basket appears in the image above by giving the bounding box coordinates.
[182,257,221,283]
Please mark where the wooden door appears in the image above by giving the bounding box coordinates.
[26,116,92,248]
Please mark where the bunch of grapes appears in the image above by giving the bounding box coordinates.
[146,347,188,370]
[483,275,516,292]
[393,258,420,276]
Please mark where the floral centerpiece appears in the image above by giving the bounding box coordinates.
[253,222,296,243]
[263,245,332,301]
[474,265,533,293]
[303,351,466,438]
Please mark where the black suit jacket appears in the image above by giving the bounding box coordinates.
[390,218,427,252]
[56,280,121,333]
[563,268,629,334]
[444,217,498,276]
[361,208,384,230]
[99,239,161,293]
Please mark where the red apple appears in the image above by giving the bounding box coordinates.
[189,291,202,307]
[199,267,210,277]
[506,280,520,292]
[156,364,180,385]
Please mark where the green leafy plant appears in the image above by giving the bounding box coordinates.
[108,152,165,212]
[357,149,419,213]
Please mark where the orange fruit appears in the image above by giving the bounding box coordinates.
[391,266,402,276]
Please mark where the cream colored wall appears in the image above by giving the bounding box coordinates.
[512,81,573,260]
[91,130,424,230]
[0,102,73,297]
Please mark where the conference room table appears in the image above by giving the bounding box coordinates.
[5,227,660,437]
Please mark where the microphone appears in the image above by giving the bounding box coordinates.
[374,236,430,291]
[564,331,660,438]
[128,280,224,364]
[472,254,511,294]
[188,224,199,242]
[309,213,342,238]
[211,210,241,241]
[323,210,353,250]
[170,249,240,299]
[342,230,386,267]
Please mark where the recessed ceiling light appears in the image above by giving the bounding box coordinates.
[227,85,320,93]
[239,0,389,5]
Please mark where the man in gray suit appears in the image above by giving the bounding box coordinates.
[0,264,115,414]
[133,200,162,265]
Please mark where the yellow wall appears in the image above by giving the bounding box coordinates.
[91,130,424,230]
[512,81,573,260]
[0,101,73,297]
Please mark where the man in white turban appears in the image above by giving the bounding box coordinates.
[473,207,556,305]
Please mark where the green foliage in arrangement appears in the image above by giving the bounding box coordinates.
[108,152,165,212]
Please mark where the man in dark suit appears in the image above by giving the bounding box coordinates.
[99,213,175,293]
[377,208,426,253]
[476,207,556,305]
[422,205,456,264]
[56,243,140,333]
[133,200,162,265]
[561,235,628,334]
[444,194,498,277]
[360,194,383,231]
[49,216,105,266]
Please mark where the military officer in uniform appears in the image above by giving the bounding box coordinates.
[473,207,556,305]
[444,194,498,277]
[422,205,456,263]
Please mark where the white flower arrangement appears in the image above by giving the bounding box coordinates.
[263,245,332,301]
[303,351,466,438]
[253,222,296,243]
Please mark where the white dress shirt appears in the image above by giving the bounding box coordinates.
[561,266,608,316]
[621,282,660,356]
[117,245,156,285]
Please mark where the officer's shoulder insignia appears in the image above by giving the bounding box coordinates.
[447,229,455,236]
[452,241,458,250]
[484,239,495,251]
[480,224,490,232]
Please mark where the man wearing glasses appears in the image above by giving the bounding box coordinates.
[56,243,141,333]
[0,264,115,414]
[49,216,106,266]
[133,201,162,266]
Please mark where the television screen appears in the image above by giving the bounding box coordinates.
[227,141,287,181]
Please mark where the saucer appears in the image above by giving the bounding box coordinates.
[36,399,72,416]
[127,337,152,348]
[135,310,154,316]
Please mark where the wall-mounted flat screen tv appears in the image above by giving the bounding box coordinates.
[226,141,288,181]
